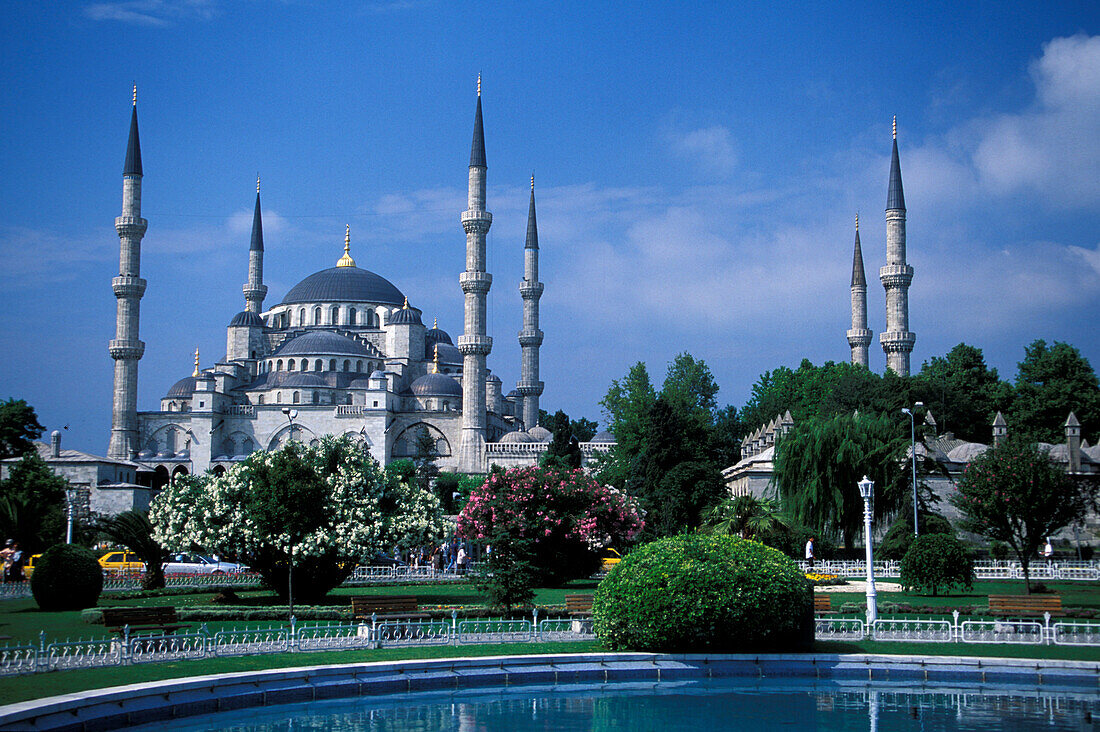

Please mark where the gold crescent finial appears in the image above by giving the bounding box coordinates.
[530,174,535,191]
[477,73,481,97]
[192,347,200,377]
[256,174,260,193]
[132,84,137,106]
[855,212,859,231]
[432,344,440,374]
[337,225,356,267]
[892,115,897,140]
[402,295,409,309]
[433,317,438,328]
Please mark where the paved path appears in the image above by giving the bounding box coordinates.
[815,580,903,593]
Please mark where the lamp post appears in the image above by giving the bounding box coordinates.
[858,475,877,626]
[65,488,78,544]
[280,408,298,621]
[900,401,923,535]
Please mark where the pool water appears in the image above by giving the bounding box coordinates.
[128,678,1100,731]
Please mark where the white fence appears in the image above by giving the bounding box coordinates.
[800,559,1100,581]
[815,609,1099,648]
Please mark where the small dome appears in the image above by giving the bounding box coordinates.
[166,376,198,398]
[370,370,387,378]
[349,377,373,389]
[137,449,155,460]
[386,305,423,326]
[498,430,535,444]
[175,449,190,460]
[947,442,989,463]
[229,310,265,328]
[589,430,616,444]
[425,325,453,348]
[505,389,520,399]
[410,372,462,397]
[273,331,371,358]
[487,373,501,383]
[528,425,552,442]
[281,266,405,306]
[281,373,327,387]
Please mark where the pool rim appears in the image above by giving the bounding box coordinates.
[3,652,1099,731]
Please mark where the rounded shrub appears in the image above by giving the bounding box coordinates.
[31,544,103,611]
[593,534,813,652]
[899,533,974,596]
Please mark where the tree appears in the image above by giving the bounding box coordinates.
[541,409,583,469]
[0,451,66,551]
[773,412,909,548]
[703,494,788,541]
[916,343,1012,442]
[0,398,45,460]
[899,534,974,596]
[1011,340,1100,442]
[878,507,955,561]
[600,362,658,477]
[151,435,444,603]
[952,435,1093,592]
[456,465,644,587]
[98,510,166,590]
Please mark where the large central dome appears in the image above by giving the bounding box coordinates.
[281,266,405,306]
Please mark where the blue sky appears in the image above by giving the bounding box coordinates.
[2,1,1099,454]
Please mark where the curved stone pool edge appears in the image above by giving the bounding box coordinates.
[3,652,1099,732]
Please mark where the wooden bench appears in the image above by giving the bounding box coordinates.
[988,594,1064,617]
[101,606,190,636]
[351,595,429,621]
[813,594,833,614]
[565,594,594,617]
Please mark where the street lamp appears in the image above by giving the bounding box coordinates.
[902,400,919,537]
[858,475,877,626]
[280,407,298,621]
[281,408,298,443]
[65,488,78,544]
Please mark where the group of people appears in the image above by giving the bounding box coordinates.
[1,539,25,582]
[395,539,471,575]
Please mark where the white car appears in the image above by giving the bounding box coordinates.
[163,553,247,575]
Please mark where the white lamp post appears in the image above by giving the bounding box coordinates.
[900,401,923,535]
[279,408,298,621]
[65,488,78,544]
[858,475,877,626]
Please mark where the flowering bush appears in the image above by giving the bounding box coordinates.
[457,465,643,586]
[151,435,443,603]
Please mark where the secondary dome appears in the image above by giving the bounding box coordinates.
[166,376,198,398]
[229,310,264,327]
[410,372,462,397]
[273,331,371,357]
[281,266,405,306]
[589,430,616,444]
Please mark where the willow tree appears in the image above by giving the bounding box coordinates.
[773,412,909,548]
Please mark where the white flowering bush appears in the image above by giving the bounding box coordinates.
[151,435,443,602]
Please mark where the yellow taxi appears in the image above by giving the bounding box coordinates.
[600,548,622,572]
[98,550,145,574]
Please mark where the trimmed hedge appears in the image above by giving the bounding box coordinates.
[31,544,103,611]
[593,534,813,652]
[900,534,974,596]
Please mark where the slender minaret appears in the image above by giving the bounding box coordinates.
[846,213,872,367]
[244,175,268,313]
[517,176,545,430]
[457,75,493,473]
[108,86,148,460]
[879,117,915,376]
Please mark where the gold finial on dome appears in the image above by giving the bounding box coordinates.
[402,296,409,309]
[432,344,440,374]
[132,84,137,106]
[892,115,897,140]
[337,224,356,267]
[433,317,438,328]
[192,347,200,377]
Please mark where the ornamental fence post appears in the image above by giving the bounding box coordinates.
[532,607,539,641]
[290,615,298,652]
[952,610,960,643]
[122,624,132,665]
[451,609,458,646]
[1043,612,1052,646]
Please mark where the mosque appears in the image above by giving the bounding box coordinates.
[102,82,607,489]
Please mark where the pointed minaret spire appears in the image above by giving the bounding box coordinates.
[847,213,872,368]
[250,177,264,252]
[457,78,493,472]
[518,175,546,430]
[108,88,149,459]
[241,179,268,317]
[880,117,915,376]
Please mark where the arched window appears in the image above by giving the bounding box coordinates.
[293,391,300,404]
[365,308,375,327]
[313,307,322,325]
[426,400,433,410]
[315,359,323,371]
[312,391,320,404]
[329,358,336,371]
[298,309,306,326]
[343,359,350,372]
[331,306,339,324]
[242,438,254,453]
[288,359,296,371]
[257,394,265,405]
[356,360,363,372]
[349,308,357,325]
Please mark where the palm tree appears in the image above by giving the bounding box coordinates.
[705,495,788,541]
[98,510,166,590]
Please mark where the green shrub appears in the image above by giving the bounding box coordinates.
[593,534,812,652]
[31,544,103,611]
[989,540,1010,560]
[879,512,954,560]
[899,534,974,596]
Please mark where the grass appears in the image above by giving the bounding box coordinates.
[818,579,1100,611]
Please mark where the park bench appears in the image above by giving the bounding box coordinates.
[101,606,190,636]
[565,594,594,617]
[987,594,1064,617]
[351,595,429,621]
[813,594,833,615]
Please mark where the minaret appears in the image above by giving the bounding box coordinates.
[879,117,915,376]
[517,175,545,430]
[244,175,268,314]
[457,75,493,472]
[846,213,872,367]
[107,86,148,460]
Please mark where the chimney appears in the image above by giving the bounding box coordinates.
[992,412,1007,447]
[50,430,61,458]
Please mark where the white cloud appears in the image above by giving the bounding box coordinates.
[669,125,738,177]
[84,0,218,26]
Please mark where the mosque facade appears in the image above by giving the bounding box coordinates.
[104,84,588,487]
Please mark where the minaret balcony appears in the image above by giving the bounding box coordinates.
[112,275,147,298]
[460,271,493,294]
[460,209,492,233]
[878,264,913,288]
[108,339,145,360]
[846,328,873,347]
[518,330,544,347]
[879,331,916,352]
[114,216,148,236]
[457,334,493,355]
[516,380,544,396]
[243,283,268,300]
[519,281,544,298]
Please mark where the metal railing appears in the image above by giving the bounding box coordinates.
[800,559,1099,581]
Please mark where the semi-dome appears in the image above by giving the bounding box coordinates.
[281,266,405,306]
[589,430,616,444]
[280,373,327,387]
[229,310,265,327]
[348,377,374,389]
[432,342,462,366]
[273,331,371,357]
[498,430,535,444]
[166,376,198,398]
[410,372,462,397]
[528,425,552,442]
[386,305,423,326]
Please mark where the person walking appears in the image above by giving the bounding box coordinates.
[805,536,816,569]
[0,540,13,583]
[456,544,468,575]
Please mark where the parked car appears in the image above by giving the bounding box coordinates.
[99,550,145,574]
[162,553,247,575]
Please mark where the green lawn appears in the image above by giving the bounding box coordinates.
[818,579,1100,611]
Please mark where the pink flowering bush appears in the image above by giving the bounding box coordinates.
[457,466,644,586]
